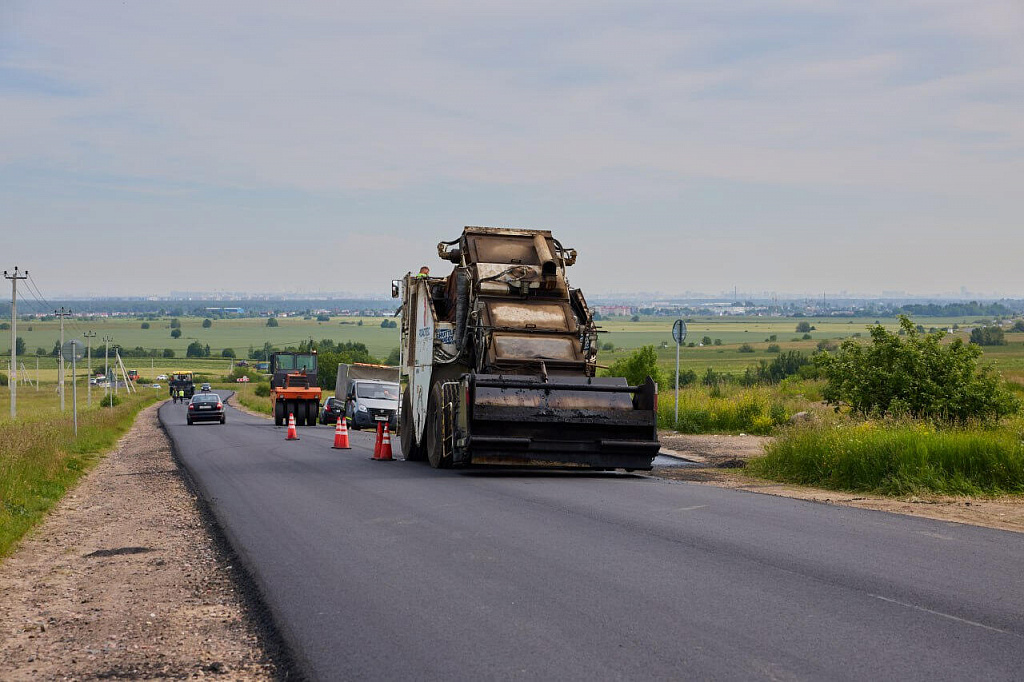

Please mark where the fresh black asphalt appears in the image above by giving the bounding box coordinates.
[160,395,1024,681]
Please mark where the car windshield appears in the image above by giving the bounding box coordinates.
[356,383,399,400]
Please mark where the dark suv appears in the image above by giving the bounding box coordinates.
[319,396,345,425]
[187,393,225,425]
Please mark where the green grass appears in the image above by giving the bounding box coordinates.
[658,385,796,435]
[0,389,159,558]
[748,420,1024,496]
[232,383,273,415]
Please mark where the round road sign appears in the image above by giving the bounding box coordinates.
[672,319,687,344]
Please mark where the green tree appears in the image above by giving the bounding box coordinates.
[170,318,181,329]
[701,336,712,346]
[171,328,182,339]
[713,338,722,346]
[163,348,175,358]
[316,314,330,322]
[1010,320,1024,333]
[385,347,401,365]
[795,321,812,333]
[816,316,1019,423]
[15,336,26,355]
[186,341,210,358]
[202,318,212,328]
[141,322,150,329]
[606,345,662,386]
[969,326,1006,346]
[222,347,236,358]
[266,317,279,327]
[738,343,755,353]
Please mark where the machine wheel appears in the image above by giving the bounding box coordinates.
[308,401,320,426]
[274,401,285,426]
[294,401,307,426]
[426,384,453,469]
[400,390,426,461]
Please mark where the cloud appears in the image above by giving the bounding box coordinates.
[2,0,1023,295]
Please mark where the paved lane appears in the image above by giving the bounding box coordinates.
[161,396,1024,681]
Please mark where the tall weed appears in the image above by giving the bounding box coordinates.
[749,420,1024,495]
[659,385,793,435]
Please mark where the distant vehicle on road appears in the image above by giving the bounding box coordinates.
[157,374,168,381]
[151,383,161,388]
[187,393,225,425]
[201,383,212,392]
[336,364,399,430]
[319,396,345,425]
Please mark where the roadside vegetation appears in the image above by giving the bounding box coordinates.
[0,389,158,558]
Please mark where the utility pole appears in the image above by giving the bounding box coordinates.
[55,307,72,411]
[4,267,28,419]
[103,336,113,407]
[84,331,96,407]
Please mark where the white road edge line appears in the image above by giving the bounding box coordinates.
[867,593,1020,638]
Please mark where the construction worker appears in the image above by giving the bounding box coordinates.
[416,266,430,278]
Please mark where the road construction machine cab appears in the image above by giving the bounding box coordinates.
[269,351,321,427]
[393,226,660,470]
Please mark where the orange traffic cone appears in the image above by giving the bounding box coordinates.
[332,416,350,449]
[286,413,300,441]
[376,423,394,461]
[372,422,384,459]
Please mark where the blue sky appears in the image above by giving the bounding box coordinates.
[2,0,1022,298]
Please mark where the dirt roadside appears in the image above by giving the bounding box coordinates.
[0,402,285,681]
[653,431,1024,534]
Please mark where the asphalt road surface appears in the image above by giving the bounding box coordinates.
[161,395,1024,681]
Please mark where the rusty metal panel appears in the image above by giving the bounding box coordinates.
[485,301,573,330]
[491,334,581,362]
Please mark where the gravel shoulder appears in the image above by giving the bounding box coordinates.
[0,402,285,680]
[654,430,1024,534]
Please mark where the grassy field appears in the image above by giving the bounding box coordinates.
[0,387,158,557]
[2,315,402,362]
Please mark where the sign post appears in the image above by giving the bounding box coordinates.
[671,320,687,425]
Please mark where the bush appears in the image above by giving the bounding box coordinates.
[601,342,615,352]
[0,372,7,386]
[163,349,175,358]
[266,317,279,327]
[713,339,722,346]
[701,336,712,346]
[222,348,236,358]
[202,318,212,328]
[970,326,1006,346]
[317,314,330,322]
[739,351,811,387]
[170,329,181,339]
[170,318,180,329]
[766,344,781,353]
[796,321,812,333]
[254,383,271,397]
[606,345,662,386]
[738,343,755,353]
[1011,320,1024,333]
[816,316,1020,423]
[801,333,812,340]
[141,322,150,329]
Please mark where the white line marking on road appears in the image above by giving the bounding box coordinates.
[868,593,1020,638]
[675,505,707,512]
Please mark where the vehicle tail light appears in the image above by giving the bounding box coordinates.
[188,404,194,410]
[217,403,223,409]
